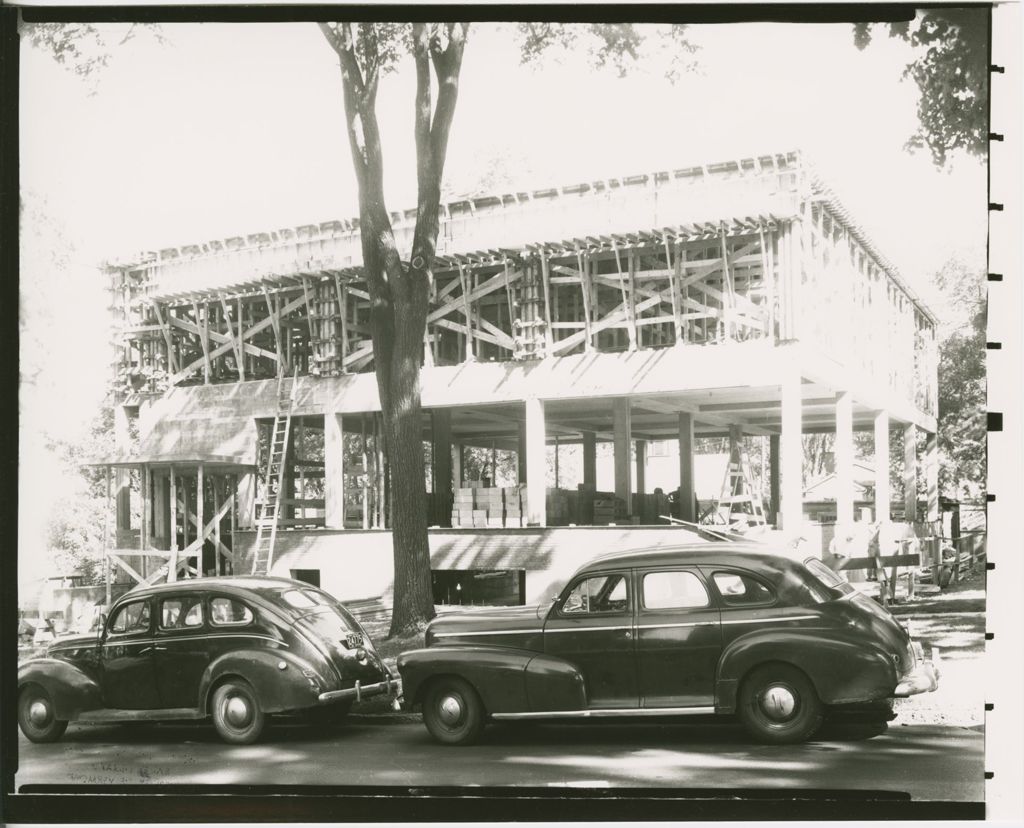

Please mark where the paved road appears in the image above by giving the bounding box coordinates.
[15,716,984,801]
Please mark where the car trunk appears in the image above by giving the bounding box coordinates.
[295,608,389,686]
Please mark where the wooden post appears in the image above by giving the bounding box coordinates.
[613,397,632,517]
[903,423,918,523]
[212,478,222,576]
[835,391,854,529]
[539,251,553,357]
[874,411,891,524]
[196,463,204,574]
[104,466,112,606]
[324,413,346,529]
[431,409,453,527]
[525,397,546,526]
[925,430,939,525]
[769,434,781,526]
[780,369,803,533]
[168,465,178,583]
[577,252,594,352]
[678,412,696,523]
[517,419,527,485]
[582,431,597,492]
[229,477,237,574]
[635,439,647,521]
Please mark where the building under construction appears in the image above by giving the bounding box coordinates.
[98,150,940,606]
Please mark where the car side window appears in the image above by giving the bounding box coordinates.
[159,596,205,630]
[560,573,629,616]
[109,600,151,635]
[642,571,710,610]
[713,572,775,606]
[210,597,254,626]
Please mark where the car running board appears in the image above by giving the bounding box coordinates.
[74,707,206,723]
[491,706,716,720]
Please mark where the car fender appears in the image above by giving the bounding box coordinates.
[18,658,103,720]
[198,649,323,714]
[398,645,587,714]
[715,628,898,711]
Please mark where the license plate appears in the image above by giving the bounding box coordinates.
[344,633,364,649]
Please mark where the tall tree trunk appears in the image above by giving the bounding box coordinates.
[319,22,468,637]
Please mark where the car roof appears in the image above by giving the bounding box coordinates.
[118,575,314,602]
[575,543,806,577]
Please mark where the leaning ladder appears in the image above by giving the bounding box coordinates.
[715,443,768,530]
[251,368,298,575]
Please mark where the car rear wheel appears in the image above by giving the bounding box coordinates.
[18,685,68,743]
[422,677,485,746]
[738,664,823,744]
[211,679,266,745]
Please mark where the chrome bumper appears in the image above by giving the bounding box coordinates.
[894,645,940,697]
[318,673,403,704]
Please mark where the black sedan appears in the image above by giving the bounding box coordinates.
[17,576,400,744]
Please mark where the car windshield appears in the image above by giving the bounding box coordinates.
[804,558,854,597]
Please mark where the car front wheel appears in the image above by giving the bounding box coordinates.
[18,685,68,743]
[211,679,266,745]
[422,677,485,746]
[738,664,823,744]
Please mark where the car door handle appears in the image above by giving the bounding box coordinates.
[152,646,168,651]
[138,646,153,654]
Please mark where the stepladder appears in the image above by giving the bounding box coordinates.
[251,368,298,575]
[715,444,768,530]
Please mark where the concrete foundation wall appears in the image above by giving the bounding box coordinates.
[236,525,726,605]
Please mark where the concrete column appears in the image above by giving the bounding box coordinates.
[237,472,256,530]
[451,443,463,489]
[152,474,169,548]
[431,409,453,527]
[874,411,890,524]
[114,405,132,531]
[678,412,696,523]
[769,435,781,526]
[517,420,527,484]
[780,370,803,532]
[635,440,647,522]
[613,397,632,516]
[835,391,854,528]
[903,423,918,523]
[524,398,546,526]
[925,430,939,524]
[582,431,597,491]
[324,414,345,529]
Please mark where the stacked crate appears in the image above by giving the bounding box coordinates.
[504,486,523,527]
[593,497,617,525]
[479,487,505,528]
[452,483,478,528]
[546,488,570,525]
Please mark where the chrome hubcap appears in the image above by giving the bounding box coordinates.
[28,700,51,727]
[761,685,797,721]
[225,696,252,727]
[437,694,464,726]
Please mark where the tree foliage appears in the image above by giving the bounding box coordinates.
[20,21,165,88]
[854,9,988,165]
[932,256,986,499]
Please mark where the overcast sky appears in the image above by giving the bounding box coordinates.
[18,18,988,585]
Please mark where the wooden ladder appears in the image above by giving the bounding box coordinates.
[716,444,768,530]
[251,368,298,575]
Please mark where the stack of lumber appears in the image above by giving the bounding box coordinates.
[546,488,570,525]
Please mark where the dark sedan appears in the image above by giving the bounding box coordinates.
[398,544,939,745]
[18,576,400,744]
